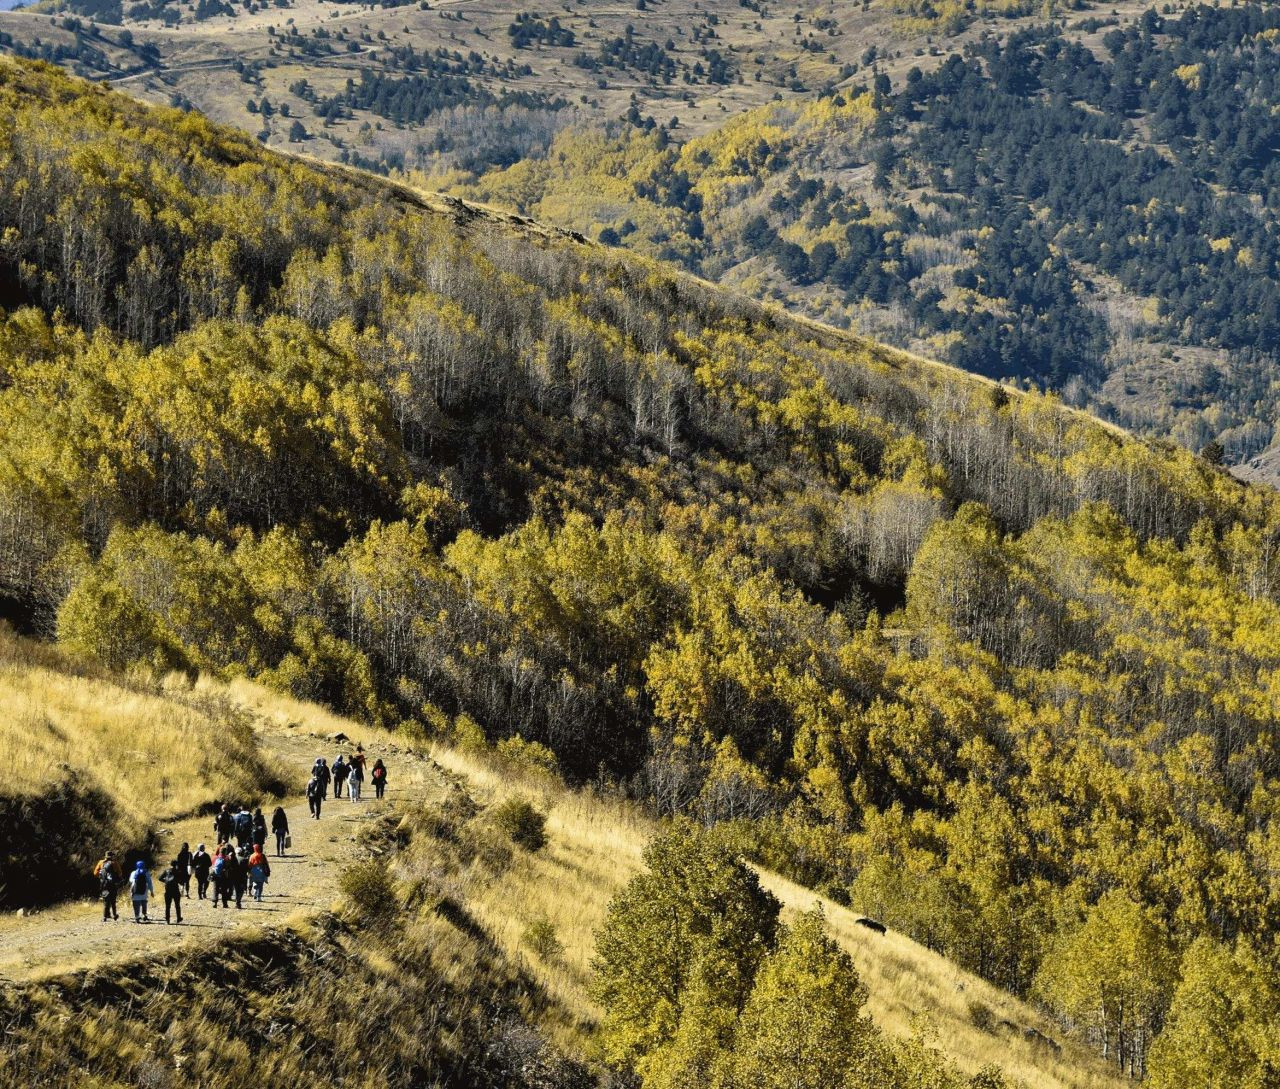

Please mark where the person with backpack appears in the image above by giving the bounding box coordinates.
[313,757,331,794]
[158,859,184,924]
[191,844,212,900]
[271,806,289,856]
[248,845,271,901]
[211,847,234,908]
[253,808,268,848]
[347,754,364,802]
[306,771,325,819]
[231,845,248,908]
[129,861,154,923]
[331,755,348,799]
[214,803,234,845]
[233,804,254,849]
[371,759,388,799]
[175,842,192,898]
[96,850,121,922]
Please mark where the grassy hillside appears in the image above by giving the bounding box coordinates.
[0,627,290,906]
[0,655,1120,1088]
[2,57,1280,1084]
[430,742,1128,1089]
[0,0,1144,168]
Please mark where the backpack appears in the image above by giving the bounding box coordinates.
[372,765,385,781]
[212,856,225,878]
[130,869,147,895]
[234,812,253,838]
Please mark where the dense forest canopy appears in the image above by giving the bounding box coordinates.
[3,57,1280,1082]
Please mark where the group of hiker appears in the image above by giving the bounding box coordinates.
[92,746,389,924]
[304,746,388,820]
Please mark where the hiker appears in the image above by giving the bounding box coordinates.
[306,771,325,819]
[175,842,192,898]
[371,758,387,799]
[350,745,367,778]
[209,849,232,906]
[313,757,331,794]
[331,755,348,799]
[191,843,213,900]
[248,844,271,902]
[129,861,154,923]
[231,845,248,908]
[233,804,254,849]
[96,850,121,922]
[347,754,363,801]
[159,859,184,924]
[252,807,268,848]
[214,803,234,845]
[271,806,289,856]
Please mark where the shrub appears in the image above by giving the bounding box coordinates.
[339,859,398,919]
[493,797,547,851]
[496,735,560,777]
[451,712,487,752]
[966,999,995,1033]
[521,916,563,959]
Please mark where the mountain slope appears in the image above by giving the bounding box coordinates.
[436,5,1280,474]
[2,56,1280,1084]
[6,0,1279,474]
[0,630,1120,1089]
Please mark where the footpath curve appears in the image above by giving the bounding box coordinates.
[0,724,446,982]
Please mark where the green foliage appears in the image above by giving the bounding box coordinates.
[520,916,563,960]
[1033,891,1177,1076]
[1147,938,1280,1089]
[593,830,1007,1089]
[339,859,399,920]
[492,797,548,852]
[725,908,879,1089]
[496,735,561,777]
[6,60,1280,1077]
[591,826,779,1074]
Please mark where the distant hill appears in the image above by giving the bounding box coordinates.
[2,57,1280,1085]
[436,4,1280,479]
[6,0,1280,477]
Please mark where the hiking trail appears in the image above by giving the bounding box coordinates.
[0,722,449,983]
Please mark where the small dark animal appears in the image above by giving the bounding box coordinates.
[854,917,887,934]
[1023,1027,1062,1053]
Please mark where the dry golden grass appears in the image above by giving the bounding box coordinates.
[206,674,418,754]
[0,631,284,831]
[430,742,1127,1089]
[0,637,1123,1087]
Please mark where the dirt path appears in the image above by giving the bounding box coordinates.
[0,725,448,982]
